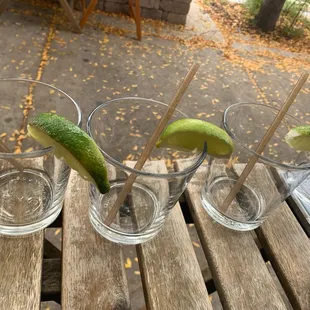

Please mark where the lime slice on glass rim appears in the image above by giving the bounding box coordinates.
[285,126,310,152]
[27,113,110,194]
[156,118,234,157]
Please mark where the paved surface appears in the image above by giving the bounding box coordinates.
[1,0,310,309]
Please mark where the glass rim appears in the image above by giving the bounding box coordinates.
[87,97,208,179]
[0,78,82,159]
[223,102,310,171]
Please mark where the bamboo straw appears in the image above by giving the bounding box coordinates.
[104,63,200,226]
[221,72,309,212]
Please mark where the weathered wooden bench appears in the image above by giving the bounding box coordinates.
[1,161,310,309]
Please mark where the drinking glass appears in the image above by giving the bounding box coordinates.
[201,103,310,231]
[0,78,81,235]
[293,178,310,216]
[87,98,207,244]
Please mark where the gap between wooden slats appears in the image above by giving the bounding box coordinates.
[125,160,212,310]
[176,160,287,310]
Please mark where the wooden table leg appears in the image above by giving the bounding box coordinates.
[128,0,135,18]
[135,0,141,41]
[58,0,82,33]
[79,0,98,28]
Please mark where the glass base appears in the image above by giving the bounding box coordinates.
[0,207,62,236]
[89,212,161,245]
[0,169,62,236]
[201,195,261,231]
[89,182,163,245]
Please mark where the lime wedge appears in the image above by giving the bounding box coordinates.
[285,126,310,151]
[28,113,110,194]
[156,118,234,157]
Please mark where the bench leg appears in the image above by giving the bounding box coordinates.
[79,0,98,28]
[58,0,82,33]
[135,0,141,41]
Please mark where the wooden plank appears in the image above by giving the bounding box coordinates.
[0,158,44,310]
[62,171,131,309]
[0,233,43,309]
[130,161,212,310]
[233,164,310,310]
[58,0,82,33]
[257,207,310,310]
[42,258,61,296]
[176,161,287,310]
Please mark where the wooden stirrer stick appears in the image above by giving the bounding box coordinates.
[104,63,200,226]
[221,72,309,212]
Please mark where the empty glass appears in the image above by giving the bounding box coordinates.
[201,103,310,231]
[87,98,207,244]
[0,78,81,235]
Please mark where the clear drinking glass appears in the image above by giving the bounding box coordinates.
[87,98,207,244]
[201,103,310,231]
[294,178,310,216]
[0,78,81,235]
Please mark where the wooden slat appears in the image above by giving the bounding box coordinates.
[0,233,43,309]
[0,159,44,310]
[42,258,61,296]
[131,161,212,310]
[176,162,287,310]
[233,164,310,310]
[258,206,310,310]
[62,171,131,309]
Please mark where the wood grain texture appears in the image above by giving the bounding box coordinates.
[258,206,310,310]
[176,161,287,310]
[62,171,130,310]
[42,258,61,295]
[0,233,44,309]
[135,161,212,310]
[236,164,310,310]
[0,158,44,310]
